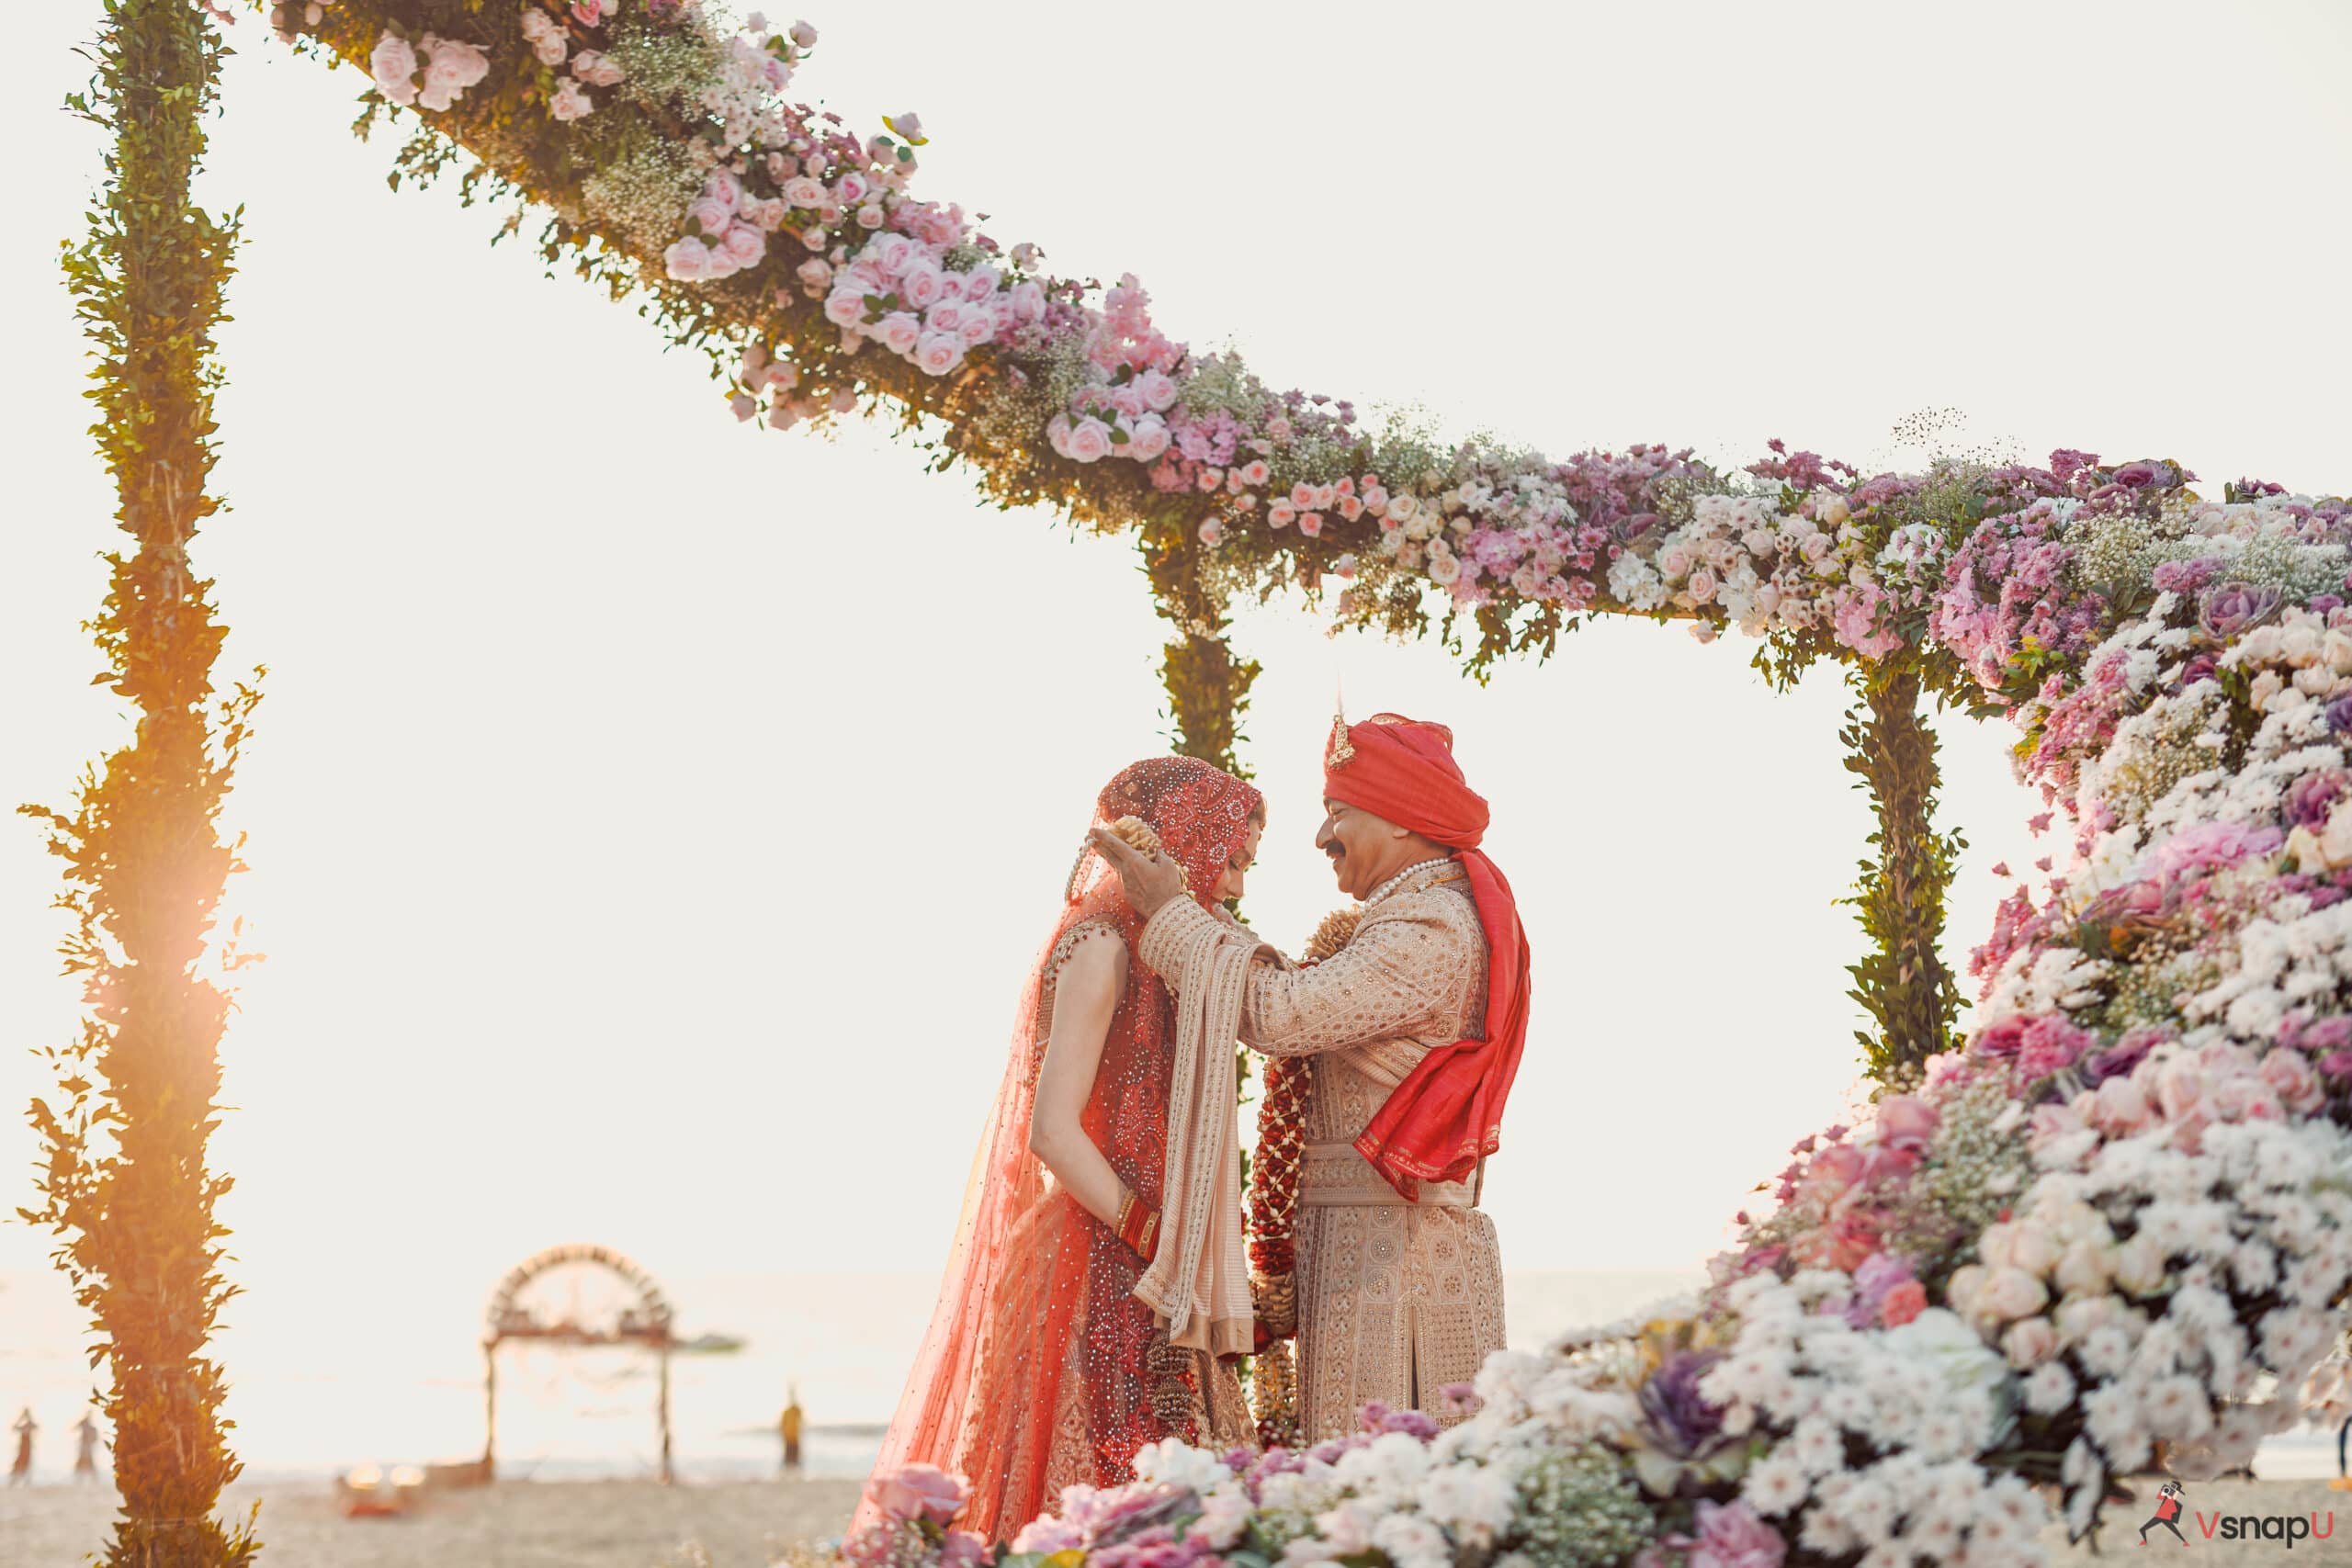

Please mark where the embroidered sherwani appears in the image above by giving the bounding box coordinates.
[1139,860,1508,1440]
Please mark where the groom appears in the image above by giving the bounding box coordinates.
[1090,711,1531,1439]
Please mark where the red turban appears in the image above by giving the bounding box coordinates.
[1323,713,1532,1200]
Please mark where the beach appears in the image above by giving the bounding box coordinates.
[11,1473,2352,1566]
[2,1475,866,1568]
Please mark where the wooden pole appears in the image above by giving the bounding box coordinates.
[656,1347,673,1485]
[481,1343,498,1482]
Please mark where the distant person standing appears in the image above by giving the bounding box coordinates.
[8,1407,33,1486]
[74,1412,102,1483]
[779,1386,803,1475]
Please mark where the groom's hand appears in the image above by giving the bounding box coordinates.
[1087,827,1185,919]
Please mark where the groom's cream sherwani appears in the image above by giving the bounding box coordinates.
[1140,859,1507,1440]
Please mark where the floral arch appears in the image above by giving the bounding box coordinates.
[26,2,2352,1565]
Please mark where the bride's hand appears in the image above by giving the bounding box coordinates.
[1087,827,1185,918]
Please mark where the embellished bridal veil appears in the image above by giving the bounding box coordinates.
[860,757,1263,1541]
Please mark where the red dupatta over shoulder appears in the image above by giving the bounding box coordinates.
[1323,713,1533,1199]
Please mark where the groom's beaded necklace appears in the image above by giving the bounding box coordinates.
[1363,856,1453,908]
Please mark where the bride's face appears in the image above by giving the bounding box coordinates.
[1210,816,1264,905]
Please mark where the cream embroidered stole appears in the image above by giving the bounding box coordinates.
[1133,912,1256,1356]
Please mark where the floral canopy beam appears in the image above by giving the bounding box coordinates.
[239,3,2352,1562]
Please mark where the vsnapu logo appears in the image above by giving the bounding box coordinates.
[2133,1479,2338,1550]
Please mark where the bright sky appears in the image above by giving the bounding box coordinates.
[4,0,2349,1428]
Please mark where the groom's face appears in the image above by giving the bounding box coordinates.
[1317,796,1403,900]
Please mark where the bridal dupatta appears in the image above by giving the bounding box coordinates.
[860,759,1261,1542]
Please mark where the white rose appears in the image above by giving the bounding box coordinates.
[2002,1316,2058,1368]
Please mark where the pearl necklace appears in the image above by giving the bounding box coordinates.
[1363,856,1454,908]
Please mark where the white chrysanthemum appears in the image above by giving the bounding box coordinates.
[1131,1437,1231,1494]
[1415,1462,1513,1536]
[1369,1512,1450,1568]
[2022,1360,2076,1416]
[1740,1450,1812,1517]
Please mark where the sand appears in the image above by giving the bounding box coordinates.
[2,1475,865,1568]
[9,1474,2352,1565]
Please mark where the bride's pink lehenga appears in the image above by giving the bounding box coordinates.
[862,759,1262,1542]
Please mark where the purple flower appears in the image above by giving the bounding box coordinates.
[2289,770,2352,830]
[1636,1349,1731,1463]
[2112,459,2176,490]
[2326,694,2352,735]
[2048,449,2101,484]
[2084,1025,2169,1086]
[2199,580,2285,641]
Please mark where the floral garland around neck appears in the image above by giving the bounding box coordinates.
[1247,904,1361,1448]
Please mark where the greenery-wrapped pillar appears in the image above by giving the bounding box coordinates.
[1840,658,1964,1091]
[21,2,258,1563]
[1139,527,1258,776]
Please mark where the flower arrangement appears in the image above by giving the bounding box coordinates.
[254,6,2352,1562]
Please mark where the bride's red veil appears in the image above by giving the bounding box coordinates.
[858,757,1262,1542]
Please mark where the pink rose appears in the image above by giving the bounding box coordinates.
[1062,416,1112,463]
[571,0,614,24]
[417,36,490,113]
[369,33,419,105]
[1874,1094,1939,1153]
[2089,1074,2153,1135]
[796,257,832,293]
[2259,1049,2324,1114]
[873,233,915,275]
[2211,1075,2281,1123]
[663,237,714,281]
[1298,513,1325,536]
[1197,517,1224,546]
[783,176,826,208]
[702,170,743,212]
[824,288,869,327]
[688,197,734,236]
[1126,417,1170,463]
[1687,568,1718,603]
[1135,369,1178,412]
[549,78,593,120]
[863,1463,969,1526]
[833,172,869,207]
[899,261,944,310]
[1240,459,1271,488]
[533,30,570,66]
[878,311,922,355]
[2154,1059,2206,1122]
[1197,468,1224,492]
[913,332,962,376]
[957,310,996,347]
[719,223,766,268]
[571,50,625,87]
[1268,502,1296,529]
[857,205,885,230]
[925,300,966,334]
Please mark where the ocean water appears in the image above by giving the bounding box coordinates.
[2,1266,2336,1484]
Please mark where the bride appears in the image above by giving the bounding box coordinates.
[860,757,1266,1540]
